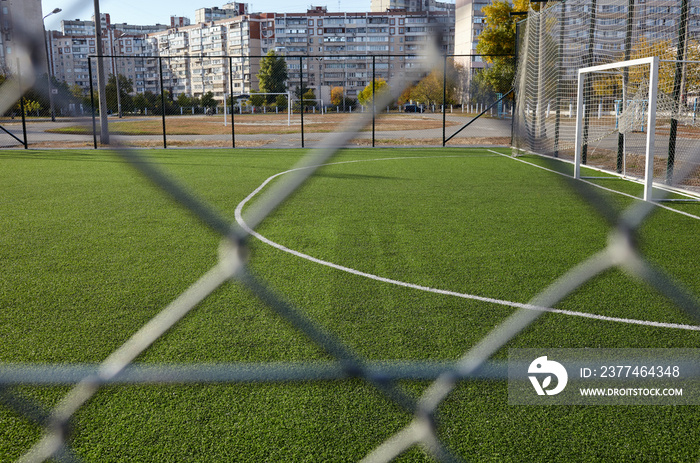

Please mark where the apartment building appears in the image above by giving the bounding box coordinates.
[61,14,169,37]
[267,7,454,100]
[47,15,165,94]
[370,0,455,14]
[43,3,454,105]
[0,0,44,75]
[194,3,248,23]
[170,16,191,28]
[149,14,263,100]
[144,6,454,103]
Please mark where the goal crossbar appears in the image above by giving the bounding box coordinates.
[574,56,659,201]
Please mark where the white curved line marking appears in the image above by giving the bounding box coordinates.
[235,155,700,332]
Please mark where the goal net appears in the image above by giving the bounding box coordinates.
[512,0,700,198]
[579,57,700,200]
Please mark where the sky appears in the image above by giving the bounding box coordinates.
[41,0,372,30]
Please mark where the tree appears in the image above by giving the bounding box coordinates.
[330,86,344,107]
[200,91,217,109]
[105,74,133,114]
[275,94,288,110]
[475,0,529,95]
[398,85,413,106]
[357,78,390,107]
[17,100,41,116]
[409,70,458,107]
[176,93,193,108]
[249,90,266,107]
[469,70,498,105]
[257,50,288,104]
[302,88,316,111]
[133,91,158,114]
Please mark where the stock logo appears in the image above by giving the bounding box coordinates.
[528,356,568,396]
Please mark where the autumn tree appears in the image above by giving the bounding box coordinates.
[358,78,390,107]
[475,0,529,94]
[330,86,344,106]
[409,70,458,106]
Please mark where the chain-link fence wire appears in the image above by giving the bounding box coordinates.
[4,6,700,462]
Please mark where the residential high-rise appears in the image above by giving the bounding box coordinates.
[146,6,454,103]
[171,16,191,28]
[47,15,165,94]
[194,3,249,23]
[370,0,455,14]
[0,0,44,74]
[43,3,456,106]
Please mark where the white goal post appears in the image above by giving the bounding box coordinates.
[574,56,659,201]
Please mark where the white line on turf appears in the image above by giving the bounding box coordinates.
[488,149,700,221]
[235,154,700,332]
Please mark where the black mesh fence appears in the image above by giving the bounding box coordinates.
[0,54,514,149]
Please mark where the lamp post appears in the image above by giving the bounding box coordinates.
[111,29,127,118]
[42,7,62,122]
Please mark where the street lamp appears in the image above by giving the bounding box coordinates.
[42,7,62,122]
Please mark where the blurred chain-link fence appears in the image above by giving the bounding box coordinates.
[4,4,700,462]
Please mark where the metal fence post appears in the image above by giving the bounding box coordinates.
[16,58,27,149]
[554,4,566,158]
[372,55,376,148]
[88,56,97,149]
[668,0,690,184]
[300,55,304,148]
[159,57,167,149]
[442,55,447,147]
[229,56,235,148]
[582,0,598,165]
[617,0,635,173]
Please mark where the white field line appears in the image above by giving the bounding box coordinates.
[235,154,700,332]
[492,149,700,221]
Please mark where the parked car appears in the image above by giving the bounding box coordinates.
[404,104,424,113]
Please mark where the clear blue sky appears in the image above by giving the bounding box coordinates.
[41,0,373,30]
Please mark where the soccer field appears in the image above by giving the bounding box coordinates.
[2,147,700,461]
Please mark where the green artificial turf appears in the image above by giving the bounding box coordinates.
[1,147,700,461]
